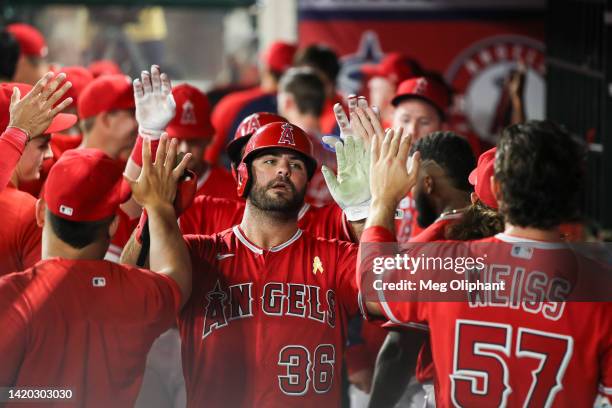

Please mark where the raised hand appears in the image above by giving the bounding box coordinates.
[322,135,371,221]
[369,128,420,209]
[124,134,191,210]
[8,72,73,140]
[133,65,176,138]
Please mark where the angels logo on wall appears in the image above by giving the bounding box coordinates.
[445,35,546,145]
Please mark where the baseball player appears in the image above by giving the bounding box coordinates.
[207,41,297,165]
[359,121,612,406]
[361,52,422,127]
[5,23,49,86]
[0,136,192,407]
[122,121,365,407]
[0,72,73,191]
[0,77,76,276]
[166,83,237,199]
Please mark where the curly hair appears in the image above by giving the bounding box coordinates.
[410,131,476,192]
[495,120,585,229]
[445,200,504,240]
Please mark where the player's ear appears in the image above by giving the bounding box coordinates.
[108,215,119,238]
[35,198,46,227]
[470,192,478,205]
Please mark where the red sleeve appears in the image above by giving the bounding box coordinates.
[179,195,244,236]
[335,241,360,317]
[0,128,28,192]
[0,275,28,386]
[358,226,426,326]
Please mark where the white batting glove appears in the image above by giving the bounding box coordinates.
[322,135,371,221]
[133,65,176,139]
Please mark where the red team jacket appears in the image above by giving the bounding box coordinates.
[179,226,359,407]
[0,259,182,407]
[359,226,612,407]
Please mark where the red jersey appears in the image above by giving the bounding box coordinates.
[179,196,352,242]
[0,184,41,276]
[361,228,612,407]
[0,258,181,407]
[105,208,140,262]
[179,227,359,407]
[194,165,238,200]
[408,213,463,243]
[395,194,424,245]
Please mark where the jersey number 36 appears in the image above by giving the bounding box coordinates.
[277,344,336,396]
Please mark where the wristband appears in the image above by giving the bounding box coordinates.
[130,136,161,167]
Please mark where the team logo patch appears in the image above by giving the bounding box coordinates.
[313,256,324,275]
[278,123,296,146]
[180,100,197,125]
[59,205,74,217]
[92,277,106,287]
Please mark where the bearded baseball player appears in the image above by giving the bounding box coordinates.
[359,121,612,406]
[122,120,368,407]
[179,110,370,241]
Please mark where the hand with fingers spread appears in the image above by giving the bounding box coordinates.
[133,65,176,139]
[322,135,371,221]
[369,128,421,210]
[125,134,191,211]
[8,72,73,140]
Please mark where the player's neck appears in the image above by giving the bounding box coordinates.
[43,234,110,261]
[240,203,300,250]
[503,223,562,242]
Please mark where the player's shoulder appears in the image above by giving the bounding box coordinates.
[191,193,242,209]
[0,185,37,207]
[183,227,235,252]
[302,230,357,253]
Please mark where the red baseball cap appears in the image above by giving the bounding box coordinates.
[44,148,131,222]
[468,147,498,209]
[78,74,135,119]
[166,84,214,139]
[6,23,48,58]
[0,83,76,134]
[263,41,298,74]
[88,60,123,78]
[361,53,421,84]
[391,76,450,117]
[55,66,94,109]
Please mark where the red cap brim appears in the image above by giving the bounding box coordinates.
[45,113,77,134]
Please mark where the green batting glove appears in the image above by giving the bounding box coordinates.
[322,135,371,221]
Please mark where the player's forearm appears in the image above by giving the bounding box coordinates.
[119,231,147,267]
[365,198,397,233]
[0,128,28,192]
[146,202,192,305]
[369,330,426,408]
[349,220,365,241]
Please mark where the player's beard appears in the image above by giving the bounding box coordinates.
[249,177,306,217]
[415,191,438,228]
